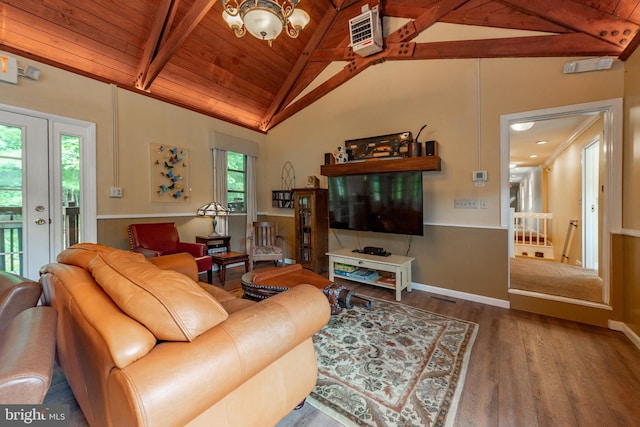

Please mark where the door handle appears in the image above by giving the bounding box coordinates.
[35,218,46,225]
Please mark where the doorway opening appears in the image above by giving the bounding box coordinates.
[501,99,622,307]
[0,105,96,279]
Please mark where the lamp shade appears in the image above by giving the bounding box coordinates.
[197,201,229,217]
[288,8,310,30]
[222,10,244,29]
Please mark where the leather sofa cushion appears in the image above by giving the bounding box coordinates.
[89,250,229,342]
[56,242,116,269]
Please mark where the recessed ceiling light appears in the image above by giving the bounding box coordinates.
[510,122,534,131]
[529,154,538,158]
[536,140,548,145]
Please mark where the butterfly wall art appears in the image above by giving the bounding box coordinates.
[150,142,190,202]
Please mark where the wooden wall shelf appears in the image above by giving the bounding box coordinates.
[320,156,441,177]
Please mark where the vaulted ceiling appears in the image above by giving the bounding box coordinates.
[1,0,640,133]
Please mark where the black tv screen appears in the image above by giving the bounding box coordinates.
[328,171,424,236]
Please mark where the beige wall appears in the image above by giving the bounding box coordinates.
[622,44,640,337]
[1,51,265,246]
[547,117,604,266]
[265,57,623,301]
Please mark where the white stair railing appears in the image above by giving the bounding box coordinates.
[513,212,553,247]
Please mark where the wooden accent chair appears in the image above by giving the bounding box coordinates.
[127,222,213,283]
[248,221,286,271]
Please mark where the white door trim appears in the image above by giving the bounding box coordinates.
[500,98,622,306]
[1,103,97,264]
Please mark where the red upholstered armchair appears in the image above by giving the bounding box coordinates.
[127,222,213,283]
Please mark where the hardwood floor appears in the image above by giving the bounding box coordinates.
[339,282,640,427]
[45,263,640,426]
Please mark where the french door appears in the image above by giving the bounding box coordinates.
[0,108,96,280]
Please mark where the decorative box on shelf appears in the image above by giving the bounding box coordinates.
[272,190,294,208]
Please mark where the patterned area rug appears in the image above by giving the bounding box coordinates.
[308,297,478,427]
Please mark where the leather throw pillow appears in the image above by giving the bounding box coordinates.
[89,250,228,341]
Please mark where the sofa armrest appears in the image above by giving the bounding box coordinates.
[0,271,42,332]
[132,248,162,258]
[0,307,57,404]
[148,253,199,282]
[108,284,330,427]
[176,242,207,257]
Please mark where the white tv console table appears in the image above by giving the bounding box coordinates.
[327,248,414,301]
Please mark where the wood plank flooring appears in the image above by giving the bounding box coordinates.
[44,263,640,426]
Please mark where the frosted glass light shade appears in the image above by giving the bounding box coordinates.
[288,8,310,30]
[244,8,283,40]
[222,11,244,29]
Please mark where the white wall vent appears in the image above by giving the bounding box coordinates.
[349,5,383,57]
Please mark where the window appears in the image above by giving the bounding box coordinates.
[227,151,246,212]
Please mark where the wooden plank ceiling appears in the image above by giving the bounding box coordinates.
[1,0,640,132]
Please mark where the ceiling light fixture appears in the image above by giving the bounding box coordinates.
[221,0,310,46]
[536,140,548,145]
[510,122,534,131]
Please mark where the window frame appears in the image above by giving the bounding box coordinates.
[227,151,247,213]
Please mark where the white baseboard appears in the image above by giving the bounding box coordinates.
[609,320,640,350]
[412,283,510,309]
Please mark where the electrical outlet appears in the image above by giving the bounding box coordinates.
[109,186,122,198]
[454,199,478,209]
[480,200,488,209]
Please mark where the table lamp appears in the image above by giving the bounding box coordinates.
[197,201,229,236]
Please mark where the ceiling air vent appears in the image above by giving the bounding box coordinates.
[349,5,383,57]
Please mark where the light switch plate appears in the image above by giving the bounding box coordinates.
[109,186,122,198]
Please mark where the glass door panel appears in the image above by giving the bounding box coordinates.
[0,111,49,279]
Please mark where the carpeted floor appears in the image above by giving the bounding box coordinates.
[510,257,604,303]
[307,297,478,427]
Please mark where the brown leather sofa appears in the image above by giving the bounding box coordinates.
[40,243,330,427]
[0,270,44,332]
[0,272,57,404]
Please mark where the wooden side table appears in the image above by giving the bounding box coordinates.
[211,251,250,285]
[196,235,231,254]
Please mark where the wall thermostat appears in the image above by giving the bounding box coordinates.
[473,170,487,183]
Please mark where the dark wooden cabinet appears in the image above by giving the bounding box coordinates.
[294,188,328,273]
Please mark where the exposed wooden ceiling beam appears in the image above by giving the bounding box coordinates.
[496,0,640,49]
[267,0,469,129]
[135,0,174,90]
[141,0,217,90]
[260,7,341,130]
[386,0,471,43]
[410,33,622,59]
[268,56,378,129]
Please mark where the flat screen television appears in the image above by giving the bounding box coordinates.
[328,171,424,236]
